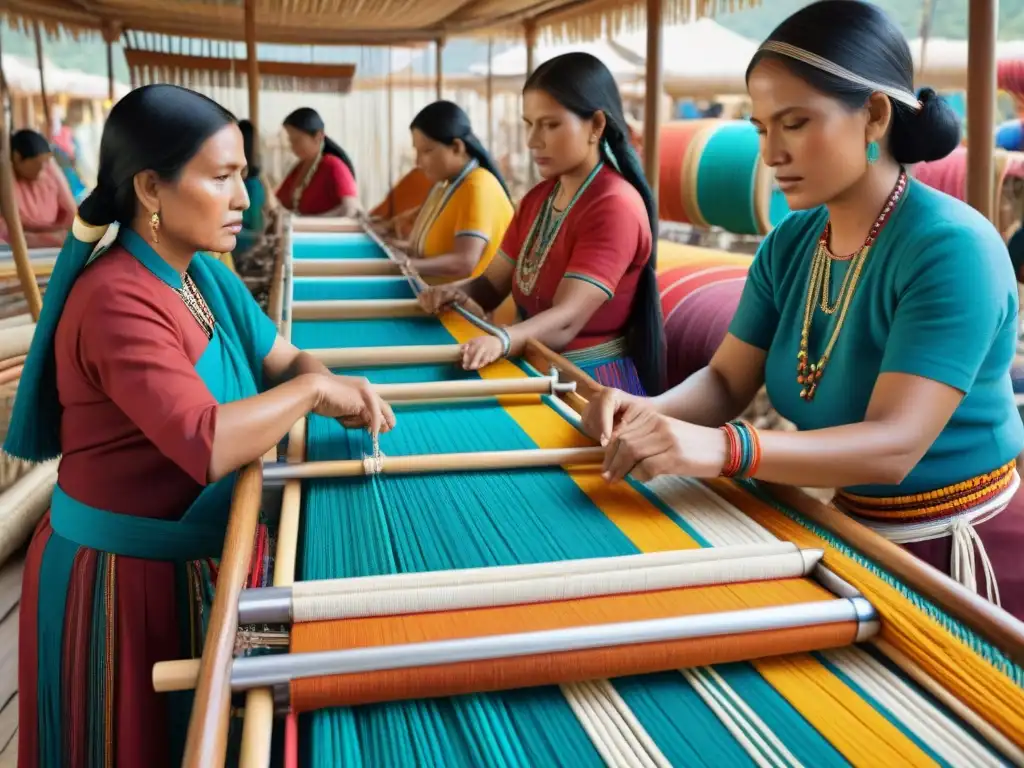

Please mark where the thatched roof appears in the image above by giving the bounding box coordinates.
[2,0,761,46]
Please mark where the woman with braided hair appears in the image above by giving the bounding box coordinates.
[418,52,666,396]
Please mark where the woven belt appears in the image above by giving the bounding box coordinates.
[563,337,629,366]
[834,462,1020,607]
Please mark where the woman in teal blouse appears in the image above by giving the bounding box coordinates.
[583,0,1024,621]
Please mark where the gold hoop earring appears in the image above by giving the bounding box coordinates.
[150,211,161,243]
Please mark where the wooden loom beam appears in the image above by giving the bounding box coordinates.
[181,463,263,768]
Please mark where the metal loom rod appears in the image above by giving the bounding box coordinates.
[262,446,606,483]
[227,597,878,692]
[291,298,425,320]
[292,258,401,277]
[237,547,826,624]
[309,343,462,368]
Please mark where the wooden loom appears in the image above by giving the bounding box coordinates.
[152,216,1024,768]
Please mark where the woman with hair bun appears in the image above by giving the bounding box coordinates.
[276,106,362,218]
[584,0,1024,620]
[419,53,666,397]
[391,100,514,283]
[8,84,394,766]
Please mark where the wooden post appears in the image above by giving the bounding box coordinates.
[0,120,44,321]
[486,38,494,150]
[525,21,537,185]
[244,0,260,166]
[32,22,53,136]
[101,22,121,106]
[435,38,445,100]
[966,0,997,221]
[643,0,664,191]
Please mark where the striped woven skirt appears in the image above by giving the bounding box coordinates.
[563,338,645,396]
[18,511,270,767]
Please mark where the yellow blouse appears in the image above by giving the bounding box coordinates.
[408,161,514,285]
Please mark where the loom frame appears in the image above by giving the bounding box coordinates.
[169,219,1024,768]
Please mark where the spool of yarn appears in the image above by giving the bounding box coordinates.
[658,120,790,236]
[656,242,751,388]
[657,119,719,226]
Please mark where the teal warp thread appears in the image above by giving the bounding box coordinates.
[293,278,414,301]
[738,479,1024,688]
[291,233,385,260]
[298,391,863,766]
[695,121,763,237]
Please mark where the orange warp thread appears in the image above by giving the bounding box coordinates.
[289,577,856,711]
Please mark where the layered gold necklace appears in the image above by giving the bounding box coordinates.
[796,170,907,401]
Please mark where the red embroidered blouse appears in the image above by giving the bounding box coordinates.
[275,154,358,215]
[498,166,651,351]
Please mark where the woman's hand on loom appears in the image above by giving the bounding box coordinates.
[581,388,650,447]
[312,374,396,436]
[460,335,504,370]
[417,285,487,319]
[600,406,728,484]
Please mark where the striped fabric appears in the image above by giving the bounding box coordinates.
[657,242,752,387]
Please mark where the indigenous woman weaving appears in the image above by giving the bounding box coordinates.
[275,107,362,219]
[419,53,666,396]
[385,100,514,284]
[7,84,394,768]
[585,0,1024,621]
[0,129,77,248]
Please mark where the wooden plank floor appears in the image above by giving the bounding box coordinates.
[0,555,24,767]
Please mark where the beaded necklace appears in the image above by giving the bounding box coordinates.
[175,272,216,340]
[796,169,907,401]
[515,162,603,295]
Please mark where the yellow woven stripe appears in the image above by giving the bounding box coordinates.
[439,312,701,553]
[711,478,1024,751]
[657,241,753,272]
[436,312,940,761]
[755,655,937,767]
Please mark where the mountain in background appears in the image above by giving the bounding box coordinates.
[0,0,1017,83]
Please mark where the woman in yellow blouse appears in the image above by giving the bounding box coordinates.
[390,101,514,284]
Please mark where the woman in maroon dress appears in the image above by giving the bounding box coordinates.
[275,107,362,218]
[7,84,395,768]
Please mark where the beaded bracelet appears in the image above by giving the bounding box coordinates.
[719,420,762,479]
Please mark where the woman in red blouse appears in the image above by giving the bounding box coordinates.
[275,107,362,218]
[8,85,394,768]
[419,53,666,396]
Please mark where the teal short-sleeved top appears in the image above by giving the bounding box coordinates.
[729,178,1024,497]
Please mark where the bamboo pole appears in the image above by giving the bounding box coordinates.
[244,0,260,164]
[435,37,445,99]
[181,463,263,768]
[0,121,44,321]
[291,298,424,320]
[32,22,52,134]
[486,38,494,150]
[263,446,605,482]
[524,22,537,186]
[291,258,400,277]
[966,0,997,220]
[643,0,664,191]
[310,342,461,368]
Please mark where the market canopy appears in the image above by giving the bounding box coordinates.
[2,0,762,46]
